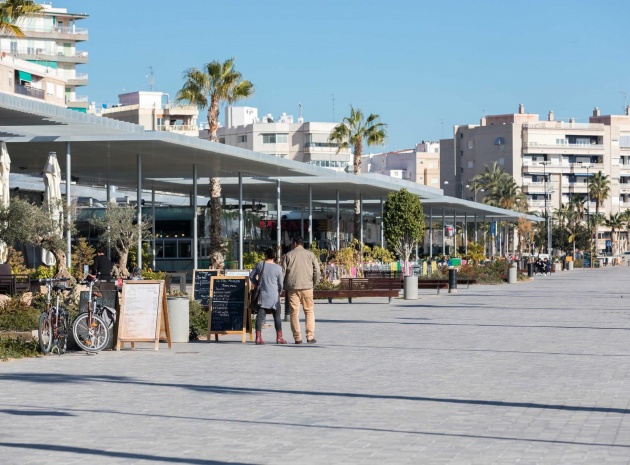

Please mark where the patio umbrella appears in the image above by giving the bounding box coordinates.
[0,142,10,263]
[42,152,63,266]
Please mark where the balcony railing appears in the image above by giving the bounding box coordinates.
[21,26,88,35]
[524,122,604,130]
[14,84,44,100]
[523,142,604,150]
[157,125,199,132]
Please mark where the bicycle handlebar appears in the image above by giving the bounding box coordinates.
[38,277,71,284]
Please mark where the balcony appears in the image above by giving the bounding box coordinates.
[14,84,44,100]
[157,125,199,135]
[528,200,546,207]
[21,26,88,41]
[570,163,605,173]
[66,73,88,86]
[523,141,604,155]
[521,182,545,194]
[620,184,630,194]
[565,183,589,194]
[522,161,568,174]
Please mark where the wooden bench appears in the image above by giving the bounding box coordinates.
[338,278,400,303]
[281,288,400,304]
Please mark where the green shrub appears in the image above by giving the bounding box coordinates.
[0,296,40,331]
[243,251,265,269]
[142,269,168,280]
[315,280,339,290]
[0,336,39,361]
[189,299,207,340]
[458,260,511,285]
[30,265,54,280]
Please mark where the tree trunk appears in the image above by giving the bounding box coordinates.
[210,177,224,269]
[208,97,220,143]
[116,251,129,278]
[52,248,71,279]
[354,200,361,245]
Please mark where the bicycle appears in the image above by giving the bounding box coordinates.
[38,278,71,355]
[72,275,114,353]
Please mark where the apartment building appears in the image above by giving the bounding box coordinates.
[0,3,89,111]
[441,104,630,252]
[215,106,352,171]
[361,141,440,187]
[0,54,66,106]
[101,91,199,137]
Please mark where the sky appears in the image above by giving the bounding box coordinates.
[56,0,630,153]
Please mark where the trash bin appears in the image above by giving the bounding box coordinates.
[167,297,190,343]
[404,275,418,300]
[567,261,573,271]
[527,263,534,277]
[448,268,457,294]
[508,262,517,284]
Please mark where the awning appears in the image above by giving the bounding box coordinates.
[17,71,31,82]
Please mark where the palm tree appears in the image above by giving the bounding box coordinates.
[329,106,387,240]
[588,171,610,256]
[176,58,254,268]
[604,213,625,257]
[0,0,42,37]
[470,162,506,197]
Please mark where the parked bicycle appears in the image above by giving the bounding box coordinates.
[38,278,71,355]
[72,275,115,353]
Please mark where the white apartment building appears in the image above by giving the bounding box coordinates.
[215,106,352,171]
[101,91,199,137]
[0,3,88,111]
[0,54,66,106]
[361,141,441,187]
[441,104,630,253]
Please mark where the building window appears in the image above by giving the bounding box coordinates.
[238,135,247,143]
[467,140,474,149]
[460,150,464,157]
[262,134,288,144]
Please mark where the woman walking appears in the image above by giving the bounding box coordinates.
[249,248,286,345]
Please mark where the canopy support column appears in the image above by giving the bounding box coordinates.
[442,209,446,255]
[380,198,384,248]
[464,212,468,255]
[238,172,243,270]
[308,185,313,245]
[429,206,433,258]
[152,187,156,271]
[136,154,142,271]
[336,190,340,251]
[193,165,198,270]
[276,180,281,257]
[359,193,364,245]
[65,143,71,268]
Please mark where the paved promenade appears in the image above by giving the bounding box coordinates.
[2,266,630,464]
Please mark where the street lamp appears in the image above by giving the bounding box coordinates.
[541,161,552,254]
[443,180,469,199]
[583,163,593,268]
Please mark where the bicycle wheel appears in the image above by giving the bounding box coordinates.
[38,312,53,354]
[72,313,109,353]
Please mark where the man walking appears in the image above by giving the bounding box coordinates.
[282,237,321,344]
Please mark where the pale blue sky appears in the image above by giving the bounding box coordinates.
[59,0,630,152]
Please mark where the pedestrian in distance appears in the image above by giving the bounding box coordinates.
[91,248,113,281]
[282,237,321,344]
[249,248,286,345]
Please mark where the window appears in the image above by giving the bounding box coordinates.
[460,167,464,173]
[46,82,54,95]
[262,133,288,144]
[8,72,12,87]
[56,84,63,98]
[467,140,474,149]
[238,135,247,143]
[467,161,474,168]
[498,158,505,165]
[460,150,464,157]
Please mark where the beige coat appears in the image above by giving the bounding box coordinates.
[282,245,321,290]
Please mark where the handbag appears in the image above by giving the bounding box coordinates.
[250,261,266,312]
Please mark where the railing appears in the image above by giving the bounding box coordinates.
[522,180,544,186]
[523,142,604,149]
[156,125,199,132]
[163,103,197,111]
[524,122,603,130]
[22,26,88,35]
[528,200,545,207]
[14,84,44,100]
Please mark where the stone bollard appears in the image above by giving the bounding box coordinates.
[527,262,534,278]
[568,261,573,271]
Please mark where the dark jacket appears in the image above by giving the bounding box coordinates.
[92,254,113,280]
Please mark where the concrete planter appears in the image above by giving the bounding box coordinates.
[167,297,190,343]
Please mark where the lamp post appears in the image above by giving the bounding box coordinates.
[584,163,593,268]
[541,161,552,254]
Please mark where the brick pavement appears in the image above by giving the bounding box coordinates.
[1,266,630,464]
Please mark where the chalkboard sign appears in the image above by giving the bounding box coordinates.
[116,280,171,351]
[193,269,220,306]
[208,276,250,342]
[79,290,117,314]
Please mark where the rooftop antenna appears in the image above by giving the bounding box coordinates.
[147,66,154,91]
[622,91,627,113]
[332,93,335,121]
[299,102,302,119]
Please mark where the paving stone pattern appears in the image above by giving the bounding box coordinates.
[2,266,630,464]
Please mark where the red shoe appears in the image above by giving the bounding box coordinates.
[276,331,287,344]
[255,330,265,345]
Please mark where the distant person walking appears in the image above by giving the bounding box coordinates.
[249,248,286,345]
[91,248,113,281]
[282,237,321,344]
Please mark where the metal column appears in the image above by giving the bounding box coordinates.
[380,198,384,248]
[359,193,363,245]
[193,165,198,270]
[152,187,156,270]
[464,213,468,255]
[474,214,478,243]
[453,210,457,256]
[106,180,111,261]
[276,180,281,256]
[442,209,446,255]
[137,154,142,271]
[336,190,340,251]
[429,207,433,258]
[65,143,71,268]
[308,185,313,245]
[238,172,243,270]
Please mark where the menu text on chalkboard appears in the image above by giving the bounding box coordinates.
[208,276,250,342]
[193,269,219,306]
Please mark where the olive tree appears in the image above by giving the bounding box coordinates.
[0,197,72,278]
[383,189,425,276]
[90,204,152,278]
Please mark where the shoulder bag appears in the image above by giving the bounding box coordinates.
[250,261,266,312]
